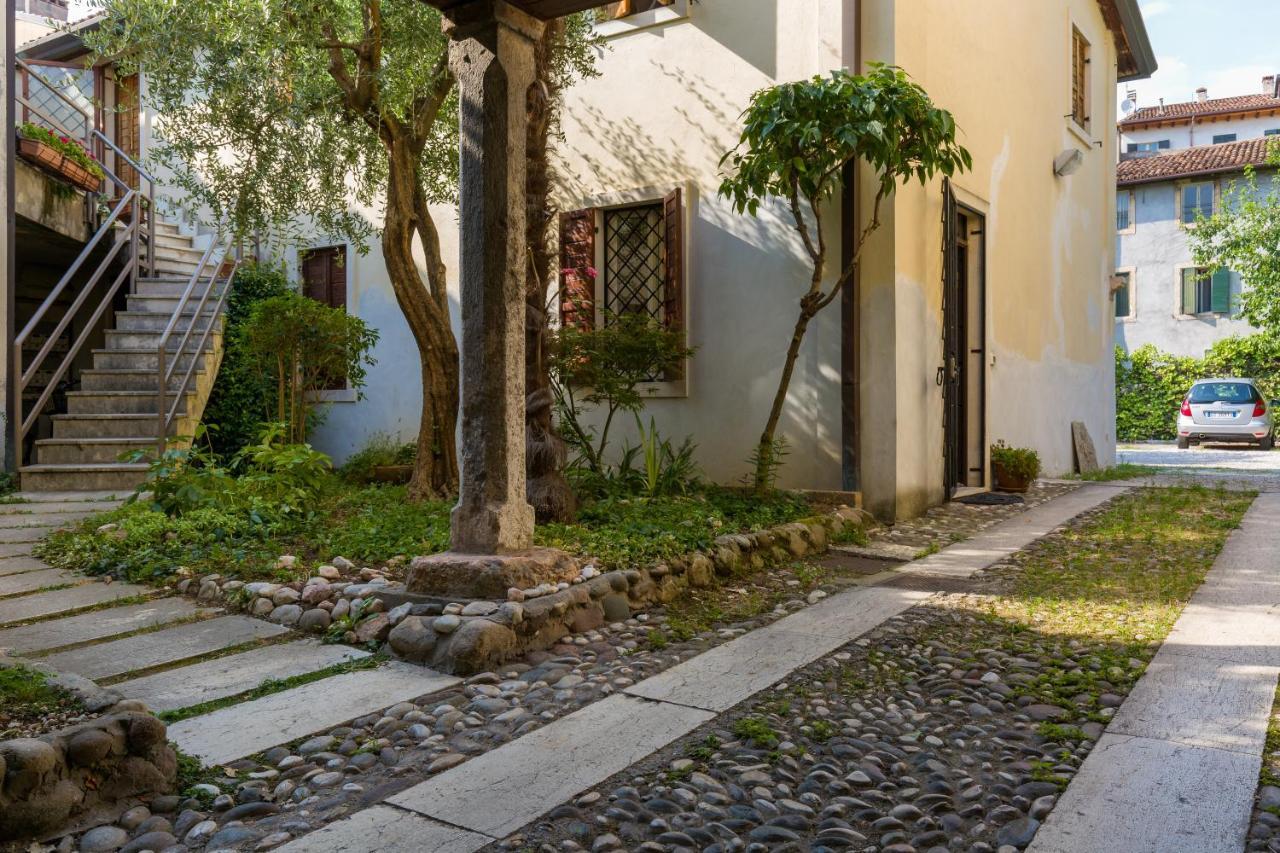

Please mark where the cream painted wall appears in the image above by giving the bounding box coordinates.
[860,0,1119,517]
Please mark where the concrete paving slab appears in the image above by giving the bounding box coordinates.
[627,586,928,712]
[1027,733,1258,853]
[1160,603,1280,666]
[0,597,209,654]
[903,484,1127,578]
[0,511,98,529]
[389,694,713,838]
[39,614,289,680]
[0,501,121,516]
[168,662,458,765]
[0,568,78,597]
[116,640,371,713]
[10,491,129,503]
[0,525,57,543]
[0,556,50,577]
[1108,648,1278,754]
[273,805,490,853]
[0,581,150,625]
[0,543,37,558]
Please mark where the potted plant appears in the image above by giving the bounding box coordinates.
[16,123,105,194]
[990,441,1041,493]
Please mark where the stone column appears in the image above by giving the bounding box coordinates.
[446,0,543,554]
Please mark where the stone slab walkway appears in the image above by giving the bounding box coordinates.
[0,555,50,576]
[1029,491,1280,853]
[0,597,210,654]
[282,484,1127,852]
[0,580,151,625]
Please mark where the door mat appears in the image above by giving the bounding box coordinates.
[954,492,1024,506]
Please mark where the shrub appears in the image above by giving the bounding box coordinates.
[202,263,293,459]
[240,292,379,443]
[990,441,1040,480]
[341,433,417,483]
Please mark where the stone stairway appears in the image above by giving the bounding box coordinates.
[20,221,228,492]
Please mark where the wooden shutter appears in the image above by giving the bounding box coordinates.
[115,74,140,190]
[663,187,684,334]
[558,208,596,331]
[1071,29,1088,126]
[327,248,347,309]
[302,246,346,309]
[1180,269,1199,314]
[1211,268,1232,313]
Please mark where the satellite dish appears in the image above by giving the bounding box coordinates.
[1121,98,1136,115]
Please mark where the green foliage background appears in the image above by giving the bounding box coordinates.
[1116,336,1280,440]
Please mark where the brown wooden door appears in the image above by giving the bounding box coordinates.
[115,73,141,189]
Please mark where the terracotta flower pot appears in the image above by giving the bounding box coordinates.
[371,464,412,484]
[992,463,1032,493]
[17,136,103,194]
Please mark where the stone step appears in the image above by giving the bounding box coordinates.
[91,348,210,372]
[0,597,211,654]
[6,492,128,504]
[114,310,223,334]
[80,369,207,393]
[0,581,152,626]
[18,463,152,492]
[0,499,124,515]
[127,293,226,314]
[37,614,291,681]
[0,568,77,597]
[153,233,196,252]
[50,413,179,439]
[134,279,228,298]
[65,390,190,417]
[115,640,372,713]
[168,663,459,765]
[104,328,223,352]
[34,438,156,466]
[0,543,40,558]
[0,509,101,528]
[0,525,59,543]
[0,556,49,577]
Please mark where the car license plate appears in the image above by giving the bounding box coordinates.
[1207,411,1233,418]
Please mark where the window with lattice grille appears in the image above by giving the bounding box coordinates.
[603,203,666,324]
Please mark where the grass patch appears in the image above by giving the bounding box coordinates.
[733,716,780,749]
[157,654,385,723]
[1073,464,1159,482]
[37,481,815,586]
[0,663,83,735]
[1260,682,1280,790]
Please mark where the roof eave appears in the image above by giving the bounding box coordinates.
[1110,0,1157,82]
[1118,162,1272,187]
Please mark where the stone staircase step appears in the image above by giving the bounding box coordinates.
[0,581,152,626]
[115,640,372,714]
[114,310,222,333]
[104,328,222,351]
[153,233,196,251]
[0,556,50,577]
[0,597,210,654]
[134,278,228,298]
[0,567,77,597]
[34,438,156,466]
[127,293,225,314]
[91,348,210,372]
[37,614,291,681]
[65,390,190,417]
[19,462,152,492]
[168,663,460,765]
[81,369,206,393]
[50,413,176,439]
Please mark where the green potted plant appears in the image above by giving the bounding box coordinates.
[990,441,1040,493]
[16,123,105,193]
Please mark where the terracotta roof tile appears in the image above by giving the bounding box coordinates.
[1116,137,1276,185]
[1120,94,1280,126]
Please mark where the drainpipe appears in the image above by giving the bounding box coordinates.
[840,0,861,493]
[2,0,14,473]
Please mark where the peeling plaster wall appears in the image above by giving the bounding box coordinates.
[1115,178,1265,358]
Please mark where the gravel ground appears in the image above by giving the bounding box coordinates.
[1119,442,1280,491]
[47,484,1080,853]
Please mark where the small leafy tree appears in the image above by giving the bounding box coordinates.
[719,64,971,492]
[548,313,693,477]
[240,293,379,443]
[1189,143,1280,333]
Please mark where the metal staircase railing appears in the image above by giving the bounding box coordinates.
[155,232,240,453]
[11,59,159,458]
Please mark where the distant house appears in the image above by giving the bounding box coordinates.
[1115,78,1280,357]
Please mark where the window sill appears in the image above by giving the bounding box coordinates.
[1116,226,1136,236]
[1066,119,1094,149]
[306,389,358,403]
[1115,316,1136,323]
[594,1,688,38]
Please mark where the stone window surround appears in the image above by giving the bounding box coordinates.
[1173,262,1228,319]
[1116,189,1136,235]
[298,240,359,404]
[573,181,693,399]
[594,0,689,39]
[1178,178,1218,230]
[1114,266,1136,321]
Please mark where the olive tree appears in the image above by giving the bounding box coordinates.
[1189,143,1280,333]
[719,64,971,492]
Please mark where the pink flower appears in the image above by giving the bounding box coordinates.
[585,266,598,279]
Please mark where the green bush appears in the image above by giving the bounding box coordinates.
[990,441,1041,480]
[1116,335,1280,441]
[341,433,417,483]
[203,263,293,459]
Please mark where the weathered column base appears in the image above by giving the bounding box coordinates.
[404,547,578,601]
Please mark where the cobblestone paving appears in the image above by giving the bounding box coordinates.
[866,483,1078,553]
[44,484,1088,852]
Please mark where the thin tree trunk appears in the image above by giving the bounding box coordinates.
[754,304,816,492]
[383,136,460,500]
[523,18,577,522]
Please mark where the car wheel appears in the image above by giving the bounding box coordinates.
[1263,434,1275,451]
[1177,437,1190,449]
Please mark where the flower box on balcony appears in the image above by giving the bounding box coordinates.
[16,125,105,194]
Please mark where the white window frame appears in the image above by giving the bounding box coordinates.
[594,0,689,39]
[1116,189,1136,235]
[1113,266,1136,321]
[298,240,359,404]
[1174,263,1216,318]
[574,183,692,399]
[1178,179,1217,230]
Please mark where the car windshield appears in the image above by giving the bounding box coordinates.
[1188,382,1257,404]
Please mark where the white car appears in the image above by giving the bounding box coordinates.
[1177,378,1275,450]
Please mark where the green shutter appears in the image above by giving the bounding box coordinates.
[1211,268,1232,313]
[1114,274,1130,318]
[1181,269,1197,314]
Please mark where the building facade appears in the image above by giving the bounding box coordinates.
[1115,79,1280,357]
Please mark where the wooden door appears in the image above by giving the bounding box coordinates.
[115,73,141,189]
